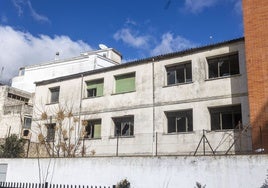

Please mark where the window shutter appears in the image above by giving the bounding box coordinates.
[94,123,101,138]
[115,73,135,93]
[87,79,104,96]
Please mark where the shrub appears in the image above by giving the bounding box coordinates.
[0,134,25,158]
[116,178,130,188]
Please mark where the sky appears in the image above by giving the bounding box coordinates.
[0,0,243,83]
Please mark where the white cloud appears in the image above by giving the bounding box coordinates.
[184,0,217,13]
[12,0,50,23]
[113,28,150,48]
[12,0,24,16]
[0,25,92,83]
[150,32,196,56]
[27,0,50,23]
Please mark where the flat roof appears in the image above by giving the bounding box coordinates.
[36,37,244,86]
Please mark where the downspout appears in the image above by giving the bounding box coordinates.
[77,74,84,140]
[152,58,156,156]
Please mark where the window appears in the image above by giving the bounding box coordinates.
[49,87,60,103]
[166,110,193,133]
[207,53,239,79]
[23,116,32,129]
[86,79,104,98]
[115,73,135,93]
[210,105,242,130]
[46,123,56,141]
[84,119,101,139]
[7,93,29,104]
[0,164,7,182]
[166,62,192,85]
[113,116,134,137]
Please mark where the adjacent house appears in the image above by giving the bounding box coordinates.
[11,47,122,93]
[0,85,32,139]
[31,37,252,156]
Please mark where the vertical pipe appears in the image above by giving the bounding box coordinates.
[116,135,119,157]
[203,129,205,155]
[152,58,156,156]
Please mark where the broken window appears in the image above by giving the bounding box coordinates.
[115,73,135,93]
[210,105,242,130]
[46,123,56,142]
[207,53,239,79]
[86,79,104,98]
[49,87,60,103]
[113,116,134,137]
[84,119,101,139]
[166,110,193,133]
[166,62,192,85]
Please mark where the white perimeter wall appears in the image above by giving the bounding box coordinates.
[1,155,268,188]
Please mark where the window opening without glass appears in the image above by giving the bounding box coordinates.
[207,53,239,79]
[210,105,242,130]
[166,109,193,133]
[166,62,192,85]
[113,116,134,136]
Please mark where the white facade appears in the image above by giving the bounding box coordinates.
[0,85,32,138]
[32,38,252,156]
[11,48,122,93]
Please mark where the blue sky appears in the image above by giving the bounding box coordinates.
[0,0,243,82]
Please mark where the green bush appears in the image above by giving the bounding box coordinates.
[116,178,130,188]
[0,134,25,158]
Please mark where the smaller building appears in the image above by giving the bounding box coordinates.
[0,85,32,139]
[11,47,122,93]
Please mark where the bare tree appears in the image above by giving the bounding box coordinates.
[34,103,87,157]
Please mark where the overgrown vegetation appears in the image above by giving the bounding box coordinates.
[116,178,130,188]
[0,134,25,158]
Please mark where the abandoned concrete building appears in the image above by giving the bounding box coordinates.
[31,37,252,156]
[0,84,32,139]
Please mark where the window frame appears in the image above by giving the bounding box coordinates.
[165,109,193,133]
[49,87,60,104]
[23,116,32,129]
[209,104,242,131]
[166,61,192,85]
[113,116,134,137]
[85,78,104,98]
[114,72,136,94]
[207,53,240,79]
[84,119,102,139]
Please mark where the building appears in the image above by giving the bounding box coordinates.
[11,47,122,93]
[0,85,32,139]
[31,38,252,156]
[243,0,268,151]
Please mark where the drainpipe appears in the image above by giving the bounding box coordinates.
[152,58,156,156]
[77,74,84,140]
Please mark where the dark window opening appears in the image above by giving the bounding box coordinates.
[210,105,242,130]
[50,87,60,103]
[113,116,134,137]
[166,110,193,133]
[166,62,192,85]
[46,123,56,142]
[7,93,29,104]
[23,117,32,129]
[207,53,239,79]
